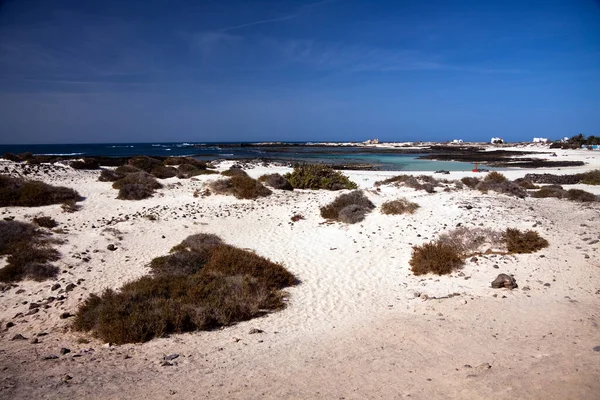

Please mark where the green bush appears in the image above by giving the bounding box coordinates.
[504,228,549,254]
[0,175,82,207]
[284,164,357,190]
[381,198,419,215]
[579,170,600,185]
[532,185,566,199]
[409,242,464,276]
[565,189,597,202]
[320,190,375,224]
[74,234,297,344]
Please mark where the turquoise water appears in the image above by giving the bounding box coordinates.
[0,142,486,171]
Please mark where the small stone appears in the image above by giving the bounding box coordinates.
[161,361,172,367]
[30,338,39,344]
[522,286,530,291]
[59,312,73,319]
[593,346,600,352]
[6,322,14,329]
[28,303,40,309]
[248,328,264,334]
[11,334,27,341]
[60,348,71,355]
[544,283,551,287]
[107,244,117,251]
[476,363,492,371]
[164,353,179,361]
[61,374,72,383]
[470,257,478,262]
[43,355,59,360]
[65,283,76,292]
[493,264,499,269]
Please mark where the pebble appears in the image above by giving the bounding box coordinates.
[11,334,27,341]
[164,353,179,361]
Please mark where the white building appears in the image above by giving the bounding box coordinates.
[533,137,549,143]
[490,137,504,144]
[451,139,463,144]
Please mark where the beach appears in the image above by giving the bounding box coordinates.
[1,145,599,399]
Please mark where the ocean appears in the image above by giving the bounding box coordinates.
[0,142,481,171]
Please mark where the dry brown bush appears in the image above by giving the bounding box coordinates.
[409,242,464,276]
[380,198,419,215]
[32,216,58,229]
[504,228,548,253]
[320,191,375,223]
[259,173,293,190]
[0,175,82,207]
[209,176,271,199]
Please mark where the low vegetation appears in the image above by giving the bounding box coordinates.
[320,190,375,224]
[375,174,439,193]
[0,175,82,207]
[475,172,526,198]
[221,167,249,178]
[209,176,272,199]
[150,165,178,179]
[0,220,61,282]
[258,173,293,191]
[380,198,419,215]
[70,158,100,170]
[409,242,464,276]
[32,216,58,228]
[74,233,297,344]
[531,185,597,202]
[111,172,163,200]
[409,226,548,275]
[128,156,162,173]
[504,228,549,253]
[524,170,600,185]
[284,164,357,190]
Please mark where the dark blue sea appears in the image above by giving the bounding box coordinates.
[0,142,480,171]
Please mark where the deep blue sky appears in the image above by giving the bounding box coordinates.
[0,0,599,144]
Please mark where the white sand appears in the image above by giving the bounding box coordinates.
[1,147,599,399]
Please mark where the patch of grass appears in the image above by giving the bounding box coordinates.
[374,175,411,187]
[209,176,272,200]
[504,228,549,254]
[151,166,178,179]
[320,190,375,224]
[409,242,464,276]
[71,158,100,170]
[284,164,357,190]
[32,216,58,228]
[258,173,293,191]
[0,175,82,207]
[565,189,597,202]
[513,178,539,189]
[476,179,527,198]
[128,156,162,173]
[74,234,297,344]
[376,175,439,193]
[380,198,419,215]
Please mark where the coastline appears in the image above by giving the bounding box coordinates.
[0,145,599,399]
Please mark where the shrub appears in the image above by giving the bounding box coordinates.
[32,216,58,229]
[409,241,464,275]
[0,220,37,254]
[476,180,527,198]
[221,167,249,178]
[374,175,411,187]
[532,185,566,199]
[117,184,153,200]
[284,164,357,190]
[259,173,293,191]
[128,156,162,173]
[151,166,178,179]
[504,228,549,254]
[484,171,508,183]
[112,172,162,190]
[2,153,21,162]
[0,175,82,207]
[61,200,82,213]
[74,234,297,344]
[71,158,100,170]
[163,157,208,169]
[115,165,141,175]
[381,198,419,215]
[177,164,217,178]
[209,176,271,200]
[98,169,123,182]
[579,170,600,185]
[565,189,597,202]
[437,226,505,255]
[291,214,304,222]
[513,178,539,189]
[461,176,480,188]
[320,190,375,223]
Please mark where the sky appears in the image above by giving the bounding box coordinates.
[0,0,599,144]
